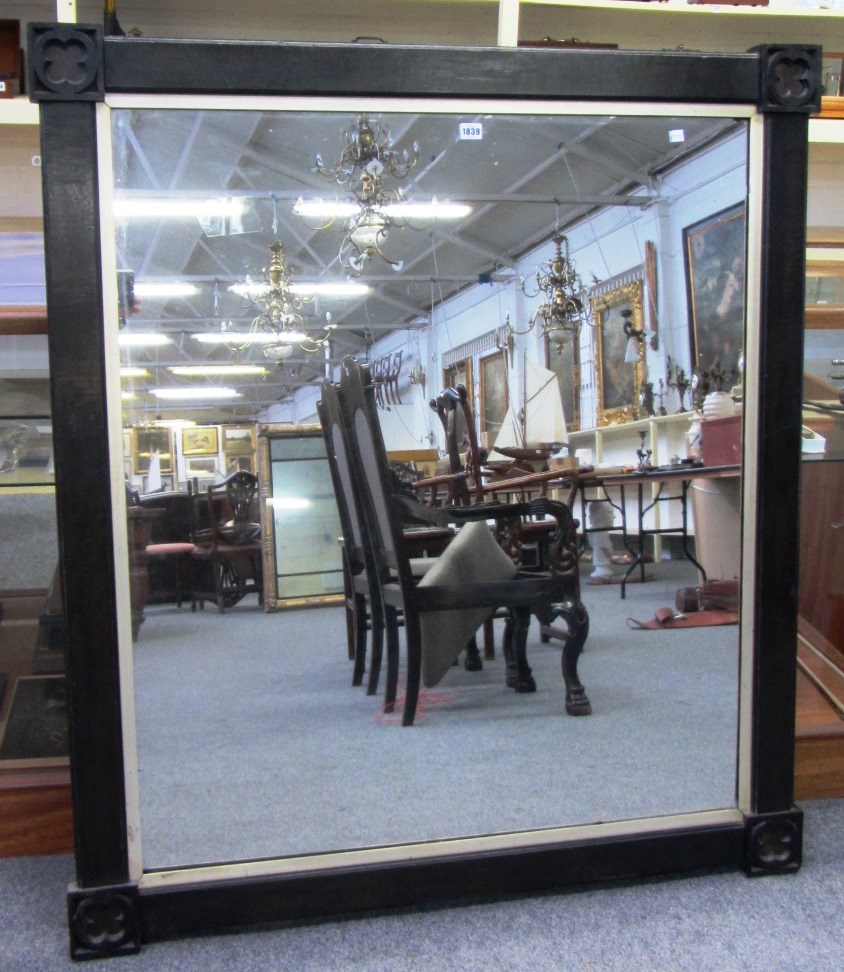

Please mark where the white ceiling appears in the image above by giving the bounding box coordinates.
[112,105,735,421]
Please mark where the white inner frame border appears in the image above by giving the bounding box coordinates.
[95,94,763,888]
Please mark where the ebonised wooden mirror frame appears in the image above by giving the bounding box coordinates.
[27,25,819,959]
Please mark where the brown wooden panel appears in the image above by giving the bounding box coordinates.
[798,461,844,648]
[0,784,73,857]
[0,305,48,335]
[794,736,844,799]
[805,306,844,329]
[820,95,844,119]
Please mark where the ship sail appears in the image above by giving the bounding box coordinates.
[523,358,568,447]
[491,356,568,457]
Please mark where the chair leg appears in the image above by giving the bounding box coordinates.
[558,599,592,716]
[351,593,368,687]
[503,617,516,687]
[401,611,422,727]
[379,604,400,707]
[483,616,495,660]
[368,603,392,697]
[464,636,482,671]
[345,599,356,661]
[510,606,536,694]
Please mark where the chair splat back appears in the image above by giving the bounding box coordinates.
[215,471,259,544]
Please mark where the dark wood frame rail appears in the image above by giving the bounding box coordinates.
[27,26,818,959]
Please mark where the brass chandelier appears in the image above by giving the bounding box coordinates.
[338,170,405,275]
[314,114,419,185]
[226,240,335,361]
[296,115,469,275]
[516,234,594,348]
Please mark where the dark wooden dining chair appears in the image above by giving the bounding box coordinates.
[319,374,459,696]
[318,384,386,692]
[137,490,196,608]
[337,358,591,727]
[190,472,264,613]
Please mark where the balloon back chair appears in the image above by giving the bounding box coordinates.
[191,471,264,613]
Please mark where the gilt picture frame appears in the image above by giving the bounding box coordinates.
[478,350,509,440]
[131,427,173,475]
[181,426,220,457]
[221,425,256,455]
[592,278,646,427]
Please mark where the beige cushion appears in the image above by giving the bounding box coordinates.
[418,520,517,688]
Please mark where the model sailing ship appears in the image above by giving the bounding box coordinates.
[486,357,569,470]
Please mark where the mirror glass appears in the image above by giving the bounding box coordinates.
[110,102,749,870]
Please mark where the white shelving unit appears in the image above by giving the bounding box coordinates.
[514,1,844,53]
[568,411,693,468]
[566,412,703,553]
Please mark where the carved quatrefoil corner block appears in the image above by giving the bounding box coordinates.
[27,23,104,103]
[751,45,822,115]
[743,809,804,877]
[67,883,141,960]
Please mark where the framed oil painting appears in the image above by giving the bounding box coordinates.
[683,203,746,378]
[478,350,509,440]
[443,358,474,448]
[181,426,219,457]
[592,278,645,426]
[226,455,253,475]
[131,427,172,475]
[546,334,580,432]
[222,425,256,455]
[187,458,219,476]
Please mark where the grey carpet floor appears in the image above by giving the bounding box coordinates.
[131,561,740,869]
[0,797,841,971]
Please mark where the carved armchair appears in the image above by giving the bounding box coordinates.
[337,358,590,727]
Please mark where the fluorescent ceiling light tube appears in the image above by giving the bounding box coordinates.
[380,201,471,219]
[293,199,471,220]
[121,391,136,400]
[113,198,245,219]
[293,199,359,219]
[120,367,149,377]
[266,497,311,510]
[269,331,309,343]
[151,419,197,429]
[118,332,172,347]
[229,281,369,298]
[150,387,241,400]
[291,281,369,296]
[168,365,268,376]
[133,282,199,298]
[191,332,286,345]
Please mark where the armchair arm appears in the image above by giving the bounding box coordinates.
[483,465,594,507]
[411,471,467,490]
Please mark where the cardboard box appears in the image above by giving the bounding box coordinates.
[701,414,742,467]
[548,455,578,471]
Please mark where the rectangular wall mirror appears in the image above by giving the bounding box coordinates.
[29,30,817,958]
